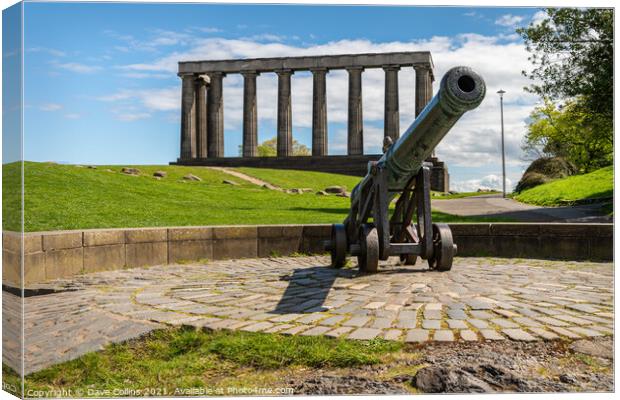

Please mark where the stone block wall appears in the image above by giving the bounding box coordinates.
[2,223,612,287]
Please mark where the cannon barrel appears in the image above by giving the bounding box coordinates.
[351,66,486,203]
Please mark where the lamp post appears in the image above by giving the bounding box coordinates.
[497,89,506,198]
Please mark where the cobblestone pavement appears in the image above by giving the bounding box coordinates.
[3,256,613,374]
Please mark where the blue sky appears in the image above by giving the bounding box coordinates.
[12,1,546,191]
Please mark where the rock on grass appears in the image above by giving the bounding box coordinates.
[121,167,140,176]
[183,174,202,181]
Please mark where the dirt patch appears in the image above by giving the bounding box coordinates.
[291,375,409,395]
[290,337,613,394]
[207,167,280,190]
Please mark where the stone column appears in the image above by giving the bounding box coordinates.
[179,74,196,160]
[242,71,259,157]
[415,66,433,117]
[195,77,208,159]
[415,66,435,156]
[383,65,400,142]
[311,68,328,156]
[347,67,364,156]
[206,72,224,158]
[276,69,293,157]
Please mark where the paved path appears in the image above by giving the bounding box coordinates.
[3,256,613,374]
[206,167,279,190]
[432,194,610,222]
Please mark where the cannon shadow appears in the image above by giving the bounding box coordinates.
[269,262,431,314]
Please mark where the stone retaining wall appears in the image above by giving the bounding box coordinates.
[2,223,612,286]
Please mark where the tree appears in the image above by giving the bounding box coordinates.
[238,137,311,157]
[522,98,613,173]
[517,8,613,119]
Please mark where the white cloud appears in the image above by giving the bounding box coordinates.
[192,27,222,33]
[98,87,179,122]
[451,174,513,193]
[240,33,287,42]
[39,103,62,111]
[116,112,151,121]
[531,10,548,26]
[118,72,171,79]
[27,47,67,57]
[105,28,195,53]
[495,14,524,27]
[54,62,102,74]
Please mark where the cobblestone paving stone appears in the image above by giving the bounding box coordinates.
[3,256,613,374]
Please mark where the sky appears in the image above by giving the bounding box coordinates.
[11,1,549,191]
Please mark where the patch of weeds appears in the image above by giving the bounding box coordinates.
[2,363,22,396]
[289,252,310,257]
[207,331,403,369]
[175,258,210,265]
[20,327,404,394]
[269,250,282,258]
[535,365,552,378]
[573,354,609,373]
[380,361,426,380]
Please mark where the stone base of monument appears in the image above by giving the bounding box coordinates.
[172,155,450,192]
[428,156,450,193]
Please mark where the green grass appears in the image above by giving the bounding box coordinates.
[6,327,403,395]
[514,166,613,207]
[237,167,361,192]
[2,162,513,232]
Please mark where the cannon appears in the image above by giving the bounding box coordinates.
[326,66,486,272]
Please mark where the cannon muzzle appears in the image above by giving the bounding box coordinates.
[352,66,486,200]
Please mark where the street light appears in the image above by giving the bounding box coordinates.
[497,89,506,198]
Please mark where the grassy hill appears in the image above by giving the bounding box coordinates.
[237,167,361,192]
[514,166,613,207]
[3,162,509,232]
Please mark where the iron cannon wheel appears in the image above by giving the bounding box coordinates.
[358,224,379,273]
[399,223,418,266]
[330,223,347,268]
[428,223,455,272]
[400,253,418,266]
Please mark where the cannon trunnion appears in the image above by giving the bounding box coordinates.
[326,66,486,272]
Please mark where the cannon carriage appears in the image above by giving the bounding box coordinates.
[326,66,486,273]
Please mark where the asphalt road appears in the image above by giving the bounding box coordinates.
[432,194,611,222]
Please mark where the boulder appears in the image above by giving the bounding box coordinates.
[515,157,576,192]
[87,165,97,169]
[570,339,613,359]
[514,172,549,193]
[121,167,140,176]
[183,174,202,181]
[301,188,314,193]
[316,191,328,196]
[287,188,302,194]
[223,179,239,186]
[414,367,495,393]
[153,170,167,178]
[325,186,346,194]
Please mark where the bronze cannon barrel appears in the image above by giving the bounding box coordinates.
[351,66,486,202]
